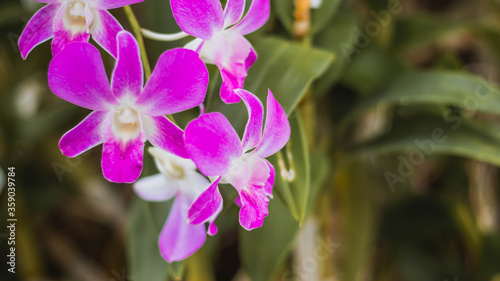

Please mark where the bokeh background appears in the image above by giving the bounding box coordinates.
[1,0,500,280]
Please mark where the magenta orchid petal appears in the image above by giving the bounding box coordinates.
[223,0,246,28]
[239,187,269,230]
[143,115,188,159]
[159,194,207,262]
[185,113,242,176]
[91,0,144,9]
[233,0,270,35]
[136,48,208,116]
[217,32,253,104]
[59,111,106,157]
[111,31,143,100]
[245,46,258,70]
[18,4,58,59]
[91,10,124,58]
[101,137,144,183]
[133,174,176,202]
[208,222,218,236]
[254,90,291,158]
[170,0,224,40]
[235,89,264,151]
[264,160,275,198]
[48,42,117,111]
[187,177,223,225]
[220,69,244,103]
[51,3,90,56]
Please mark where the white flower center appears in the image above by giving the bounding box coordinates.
[221,154,270,189]
[112,107,141,143]
[64,1,94,35]
[69,1,85,18]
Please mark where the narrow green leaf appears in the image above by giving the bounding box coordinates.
[267,112,310,223]
[127,198,171,281]
[346,70,500,121]
[239,196,299,281]
[347,113,500,168]
[334,160,377,281]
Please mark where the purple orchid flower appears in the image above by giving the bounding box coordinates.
[19,0,143,59]
[134,147,217,262]
[170,0,270,104]
[48,31,208,183]
[184,89,290,230]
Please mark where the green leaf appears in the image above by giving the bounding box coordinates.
[305,150,330,216]
[127,197,183,281]
[270,112,310,223]
[313,12,360,96]
[207,37,333,133]
[345,70,500,121]
[239,196,299,281]
[334,160,377,281]
[347,113,500,168]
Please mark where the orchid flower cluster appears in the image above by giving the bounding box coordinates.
[20,0,290,262]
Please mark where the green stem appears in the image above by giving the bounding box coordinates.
[123,5,177,125]
[123,5,151,80]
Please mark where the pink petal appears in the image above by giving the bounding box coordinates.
[185,113,242,176]
[143,115,188,159]
[220,68,244,104]
[133,174,176,202]
[245,45,258,70]
[264,160,274,198]
[232,0,270,35]
[91,0,144,9]
[59,111,106,157]
[217,32,254,104]
[51,3,90,56]
[223,0,245,28]
[239,186,269,230]
[136,48,208,116]
[91,10,124,58]
[110,31,142,100]
[247,156,270,187]
[187,177,223,225]
[19,4,58,59]
[102,137,144,183]
[235,89,263,151]
[170,0,224,40]
[159,194,207,262]
[48,42,117,111]
[254,90,290,158]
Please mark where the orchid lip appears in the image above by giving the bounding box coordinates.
[64,1,94,34]
[111,106,142,143]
